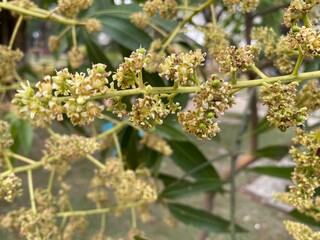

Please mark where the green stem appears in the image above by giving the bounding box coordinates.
[0,2,80,25]
[291,45,304,76]
[231,71,237,85]
[28,170,37,214]
[8,15,23,50]
[131,207,137,228]
[210,3,217,27]
[0,83,22,92]
[72,25,77,48]
[160,0,214,52]
[301,13,312,28]
[148,22,167,37]
[99,204,106,234]
[112,133,122,161]
[47,170,55,194]
[4,153,13,171]
[7,152,36,164]
[55,201,146,217]
[0,160,44,177]
[95,119,129,140]
[86,154,105,169]
[250,65,268,79]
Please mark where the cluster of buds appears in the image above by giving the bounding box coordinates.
[159,49,206,86]
[129,94,177,129]
[0,173,22,202]
[140,132,173,156]
[102,157,157,205]
[275,128,320,223]
[57,0,93,17]
[251,27,295,73]
[113,48,150,89]
[203,24,230,59]
[13,64,110,126]
[0,120,14,166]
[87,169,109,205]
[178,75,234,140]
[296,80,320,111]
[130,12,150,29]
[216,45,259,74]
[143,0,177,19]
[223,0,260,12]
[260,82,308,131]
[62,217,88,239]
[145,39,164,73]
[284,0,320,27]
[68,46,86,69]
[289,26,320,57]
[42,134,100,177]
[0,45,24,84]
[284,220,320,239]
[48,36,61,52]
[85,18,102,33]
[241,0,260,13]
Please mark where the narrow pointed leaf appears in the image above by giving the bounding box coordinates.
[250,166,293,179]
[167,203,246,233]
[155,123,188,141]
[254,145,289,160]
[169,140,220,180]
[161,179,225,199]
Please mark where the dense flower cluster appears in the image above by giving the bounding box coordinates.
[216,45,259,74]
[289,26,320,56]
[42,134,100,177]
[0,173,22,202]
[284,0,320,27]
[178,75,234,140]
[159,49,206,86]
[143,0,177,19]
[129,94,173,129]
[145,39,163,73]
[85,18,102,33]
[252,27,295,73]
[275,128,320,223]
[284,220,320,240]
[260,82,308,131]
[89,157,158,205]
[0,120,14,166]
[130,12,150,29]
[203,24,230,58]
[296,80,320,111]
[0,45,24,84]
[57,0,93,17]
[113,48,150,89]
[67,46,86,69]
[13,64,110,126]
[241,0,260,13]
[140,132,173,156]
[48,35,61,52]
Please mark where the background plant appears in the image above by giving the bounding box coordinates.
[0,0,320,239]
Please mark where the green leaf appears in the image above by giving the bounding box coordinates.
[93,4,141,19]
[158,173,192,186]
[289,210,320,227]
[161,179,225,199]
[18,120,33,154]
[167,203,246,233]
[134,236,149,240]
[250,166,293,179]
[168,140,220,180]
[254,116,274,134]
[100,16,152,50]
[254,145,289,160]
[155,123,188,142]
[82,31,114,70]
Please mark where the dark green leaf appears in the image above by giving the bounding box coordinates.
[155,123,188,141]
[167,203,246,233]
[161,179,225,199]
[134,236,149,240]
[100,17,152,50]
[158,173,192,186]
[289,209,320,227]
[250,166,293,179]
[93,4,141,19]
[121,126,139,170]
[82,30,114,70]
[254,116,274,134]
[169,140,220,180]
[254,145,289,160]
[17,120,33,154]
